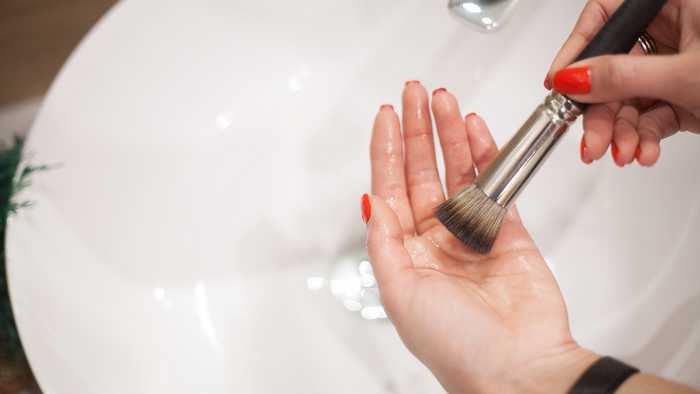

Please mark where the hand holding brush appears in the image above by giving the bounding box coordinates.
[545,0,700,167]
[437,0,672,254]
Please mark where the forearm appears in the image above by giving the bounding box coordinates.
[507,346,700,394]
[506,346,600,394]
[617,373,699,394]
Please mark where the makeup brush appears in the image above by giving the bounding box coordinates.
[436,0,668,254]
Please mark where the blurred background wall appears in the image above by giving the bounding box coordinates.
[0,0,117,142]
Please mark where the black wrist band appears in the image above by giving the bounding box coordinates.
[569,356,639,394]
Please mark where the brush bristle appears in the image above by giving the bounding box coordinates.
[435,185,507,254]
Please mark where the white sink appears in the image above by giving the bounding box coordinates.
[7,0,700,392]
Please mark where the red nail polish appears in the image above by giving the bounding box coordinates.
[634,146,641,161]
[553,67,591,94]
[405,80,420,86]
[380,104,393,111]
[361,194,371,224]
[611,143,623,167]
[432,87,447,96]
[580,137,591,164]
[544,74,552,90]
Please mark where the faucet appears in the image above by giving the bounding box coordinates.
[448,0,521,31]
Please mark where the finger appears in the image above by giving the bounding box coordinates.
[636,98,657,111]
[366,195,415,311]
[371,104,416,235]
[611,103,640,166]
[636,104,679,166]
[675,106,700,135]
[553,53,698,108]
[465,112,498,173]
[582,102,620,162]
[431,89,475,197]
[545,0,621,84]
[403,83,445,232]
[629,40,677,60]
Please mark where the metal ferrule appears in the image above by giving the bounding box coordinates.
[475,92,582,207]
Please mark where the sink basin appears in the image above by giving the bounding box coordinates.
[7,0,700,392]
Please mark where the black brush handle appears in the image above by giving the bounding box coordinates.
[569,0,667,110]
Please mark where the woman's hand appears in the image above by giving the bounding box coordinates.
[545,0,700,167]
[364,82,597,394]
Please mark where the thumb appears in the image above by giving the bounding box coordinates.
[553,53,697,108]
[365,195,414,309]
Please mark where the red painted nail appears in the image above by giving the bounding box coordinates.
[580,137,591,164]
[405,80,420,86]
[634,146,641,161]
[611,143,623,167]
[380,104,393,111]
[544,74,552,90]
[432,87,447,96]
[361,194,371,224]
[553,67,591,94]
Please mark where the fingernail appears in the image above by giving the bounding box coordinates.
[466,112,477,119]
[580,137,592,164]
[544,74,552,90]
[432,87,447,96]
[553,67,591,94]
[634,146,641,161]
[611,143,623,167]
[380,104,393,111]
[405,80,420,86]
[361,193,371,224]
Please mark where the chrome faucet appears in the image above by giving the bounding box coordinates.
[448,0,521,31]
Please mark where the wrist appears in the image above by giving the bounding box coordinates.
[506,345,600,394]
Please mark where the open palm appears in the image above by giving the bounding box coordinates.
[366,83,593,393]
